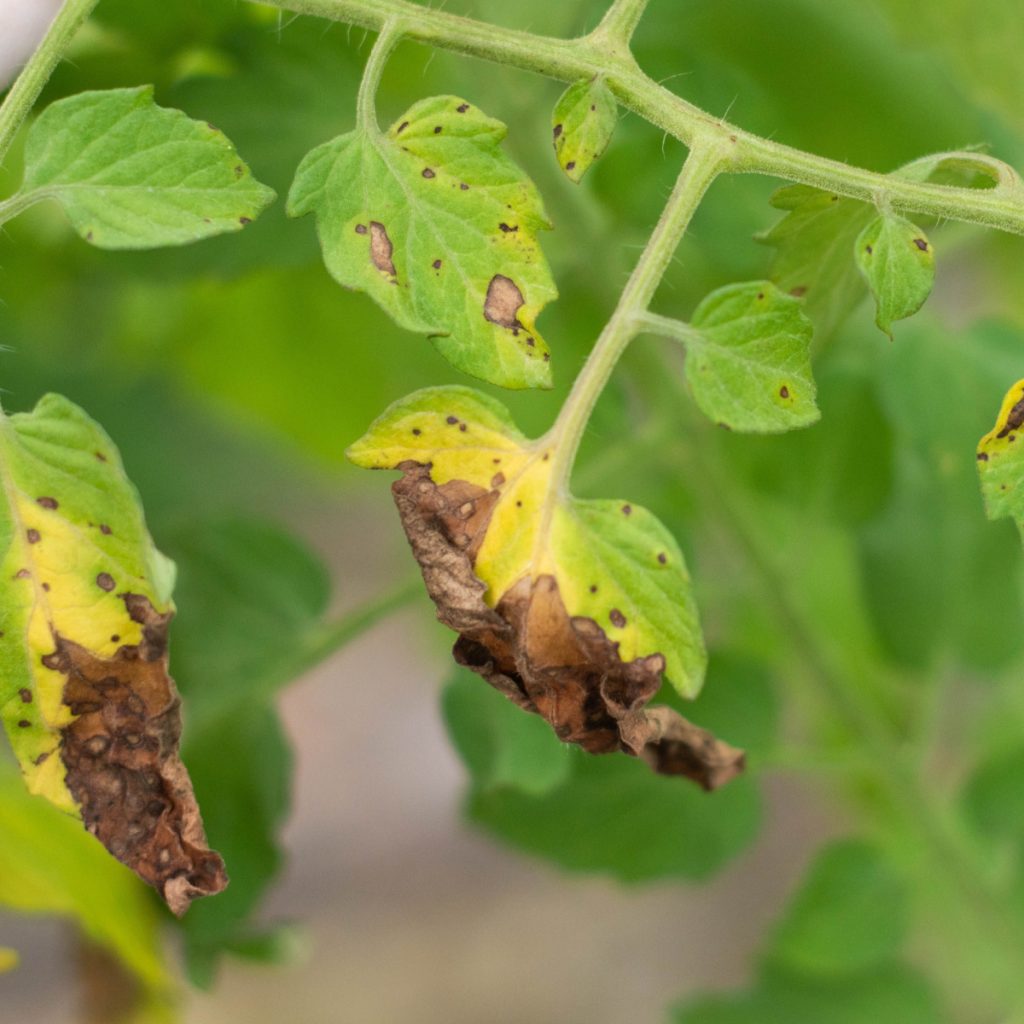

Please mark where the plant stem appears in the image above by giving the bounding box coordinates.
[545,140,728,495]
[0,0,99,165]
[249,0,1024,235]
[355,18,406,132]
[0,190,42,228]
[590,0,651,49]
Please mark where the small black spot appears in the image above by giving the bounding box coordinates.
[17,719,30,729]
[239,216,252,225]
[865,244,873,255]
[493,458,501,465]
[26,529,40,544]
[422,168,436,179]
[41,582,50,592]
[516,500,523,508]
[543,352,550,361]
[96,573,115,592]
[397,121,409,134]
[913,237,929,252]
[657,552,667,564]
[499,223,518,233]
[780,385,790,399]
[553,123,563,139]
[542,452,550,461]
[526,337,535,347]
[589,584,598,594]
[590,104,596,111]
[412,428,422,436]
[1010,435,1017,443]
[18,688,31,703]
[756,292,765,300]
[459,423,467,432]
[460,183,469,191]
[432,259,442,269]
[977,452,989,462]
[99,524,112,535]
[457,103,469,113]
[95,451,107,462]
[609,609,626,628]
[621,504,631,516]
[355,224,368,234]
[33,752,49,766]
[433,125,443,134]
[446,415,458,425]
[110,635,120,643]
[565,160,576,171]
[36,497,57,509]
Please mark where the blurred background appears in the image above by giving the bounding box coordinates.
[2,1,1024,1021]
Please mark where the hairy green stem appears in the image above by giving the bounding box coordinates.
[355,18,406,132]
[545,141,728,495]
[0,0,99,164]
[249,0,1024,235]
[590,0,651,50]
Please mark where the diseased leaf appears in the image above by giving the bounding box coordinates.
[855,214,935,337]
[288,96,557,390]
[976,378,1024,540]
[768,840,908,976]
[0,394,225,914]
[681,281,819,433]
[757,184,873,340]
[349,386,742,789]
[19,86,274,249]
[551,77,617,183]
[0,764,170,1005]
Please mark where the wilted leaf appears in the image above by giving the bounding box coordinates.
[551,77,617,183]
[18,87,274,249]
[349,386,743,789]
[757,184,873,340]
[976,378,1024,539]
[768,840,908,976]
[0,765,170,1002]
[855,215,935,337]
[676,281,819,432]
[0,394,225,914]
[288,96,557,389]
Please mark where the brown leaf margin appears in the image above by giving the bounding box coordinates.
[43,594,227,916]
[393,462,745,790]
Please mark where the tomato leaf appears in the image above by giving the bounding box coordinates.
[551,77,617,183]
[288,96,557,390]
[0,394,225,914]
[349,386,743,789]
[977,378,1024,540]
[855,215,935,337]
[18,86,274,249]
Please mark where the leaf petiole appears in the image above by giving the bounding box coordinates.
[355,19,407,133]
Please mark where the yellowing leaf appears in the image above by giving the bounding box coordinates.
[288,96,557,389]
[551,77,617,183]
[0,394,225,915]
[855,214,935,337]
[349,387,743,789]
[0,947,17,973]
[977,378,1024,539]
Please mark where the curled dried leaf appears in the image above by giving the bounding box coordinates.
[352,388,742,789]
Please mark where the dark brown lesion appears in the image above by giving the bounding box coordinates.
[391,463,745,790]
[996,394,1024,439]
[47,594,227,916]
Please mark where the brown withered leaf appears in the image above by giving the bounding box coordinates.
[51,594,227,916]
[393,463,744,790]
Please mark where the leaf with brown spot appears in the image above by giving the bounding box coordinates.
[0,393,226,915]
[551,76,617,183]
[349,387,742,789]
[287,95,557,390]
[978,378,1024,543]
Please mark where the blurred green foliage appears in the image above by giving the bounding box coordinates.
[3,0,1024,1021]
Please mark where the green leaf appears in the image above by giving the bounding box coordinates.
[976,378,1024,540]
[768,840,908,976]
[757,184,873,340]
[674,964,943,1024]
[962,745,1024,851]
[19,86,275,249]
[165,520,329,984]
[0,764,171,1007]
[679,281,819,433]
[855,215,935,337]
[469,746,760,881]
[0,393,225,913]
[443,669,570,796]
[551,77,617,183]
[288,96,557,390]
